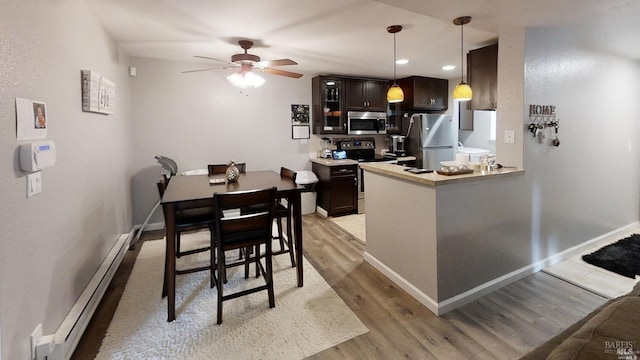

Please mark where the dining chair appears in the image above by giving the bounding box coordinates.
[273,167,297,267]
[208,163,247,175]
[210,187,277,324]
[158,175,214,297]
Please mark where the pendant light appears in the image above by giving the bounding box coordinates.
[452,16,473,101]
[387,25,404,103]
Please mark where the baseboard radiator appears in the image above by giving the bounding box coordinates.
[48,230,133,359]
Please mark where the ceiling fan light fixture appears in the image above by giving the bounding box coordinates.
[387,25,404,103]
[226,71,266,89]
[453,16,472,102]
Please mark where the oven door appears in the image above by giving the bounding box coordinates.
[348,111,387,135]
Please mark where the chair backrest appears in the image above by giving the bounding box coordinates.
[280,167,297,183]
[208,163,247,175]
[213,187,276,246]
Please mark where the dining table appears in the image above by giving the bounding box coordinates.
[160,170,305,322]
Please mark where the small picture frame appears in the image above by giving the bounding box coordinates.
[292,125,310,139]
[291,104,309,124]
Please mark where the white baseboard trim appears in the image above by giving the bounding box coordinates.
[364,221,640,315]
[363,252,440,314]
[135,221,165,232]
[50,229,134,360]
[316,207,328,218]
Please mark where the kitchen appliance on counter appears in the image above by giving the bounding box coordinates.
[319,137,332,158]
[387,135,406,157]
[403,113,455,170]
[347,111,387,135]
[336,139,397,214]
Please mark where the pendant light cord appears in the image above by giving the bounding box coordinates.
[460,22,464,82]
[393,32,397,84]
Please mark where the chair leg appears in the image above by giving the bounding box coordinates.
[255,244,261,278]
[216,246,225,325]
[266,239,275,308]
[176,232,182,258]
[285,212,296,267]
[276,217,285,252]
[244,246,252,279]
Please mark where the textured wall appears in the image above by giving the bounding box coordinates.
[0,1,133,359]
[523,28,640,258]
[129,57,312,225]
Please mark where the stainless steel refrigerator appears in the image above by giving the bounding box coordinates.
[403,113,455,169]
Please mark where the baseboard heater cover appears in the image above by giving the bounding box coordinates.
[50,230,133,359]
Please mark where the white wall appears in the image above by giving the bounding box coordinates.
[130,57,313,224]
[0,1,133,359]
[523,28,640,257]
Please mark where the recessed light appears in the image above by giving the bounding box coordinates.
[326,81,335,85]
[396,59,409,65]
[442,65,456,71]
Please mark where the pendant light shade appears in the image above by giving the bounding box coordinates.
[387,25,404,103]
[453,16,472,102]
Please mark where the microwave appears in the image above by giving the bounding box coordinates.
[347,111,387,135]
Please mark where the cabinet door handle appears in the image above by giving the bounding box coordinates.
[354,177,357,185]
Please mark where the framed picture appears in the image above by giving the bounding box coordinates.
[291,104,309,124]
[292,125,310,139]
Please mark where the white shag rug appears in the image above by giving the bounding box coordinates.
[96,231,368,360]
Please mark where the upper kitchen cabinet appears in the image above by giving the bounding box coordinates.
[312,76,346,134]
[468,43,498,110]
[345,78,387,112]
[397,76,448,112]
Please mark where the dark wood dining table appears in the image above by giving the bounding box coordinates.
[160,170,305,322]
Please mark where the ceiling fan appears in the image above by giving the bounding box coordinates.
[183,40,302,88]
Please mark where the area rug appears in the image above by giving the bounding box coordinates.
[582,233,640,279]
[329,214,366,243]
[96,231,368,360]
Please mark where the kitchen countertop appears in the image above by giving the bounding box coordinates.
[359,162,524,186]
[310,156,416,167]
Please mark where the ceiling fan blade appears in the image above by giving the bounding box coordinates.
[181,67,225,73]
[263,67,303,79]
[258,59,298,67]
[194,55,231,63]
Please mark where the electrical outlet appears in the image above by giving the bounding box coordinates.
[30,323,42,360]
[504,130,515,144]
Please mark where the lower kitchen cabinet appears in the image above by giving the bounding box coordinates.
[312,163,358,216]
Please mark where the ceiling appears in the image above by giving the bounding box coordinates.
[86,0,640,81]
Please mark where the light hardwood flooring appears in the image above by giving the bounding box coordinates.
[72,214,609,359]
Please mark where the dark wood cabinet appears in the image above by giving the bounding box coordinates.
[312,76,346,134]
[345,78,387,111]
[312,163,358,216]
[386,101,402,134]
[468,43,498,110]
[397,76,448,111]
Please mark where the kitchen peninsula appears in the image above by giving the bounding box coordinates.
[359,162,526,315]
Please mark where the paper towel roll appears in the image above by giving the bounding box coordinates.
[456,153,469,165]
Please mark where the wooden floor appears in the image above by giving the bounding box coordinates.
[72,214,608,360]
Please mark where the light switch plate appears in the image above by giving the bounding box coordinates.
[504,130,515,144]
[26,171,42,198]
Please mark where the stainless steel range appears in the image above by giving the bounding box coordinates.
[336,139,397,214]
